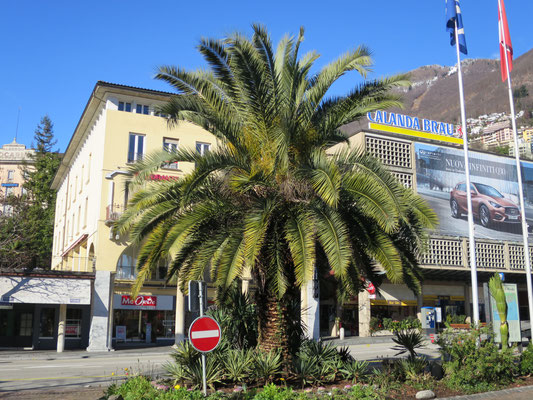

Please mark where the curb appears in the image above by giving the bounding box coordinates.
[437,385,533,399]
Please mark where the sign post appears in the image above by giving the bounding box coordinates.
[188,282,220,395]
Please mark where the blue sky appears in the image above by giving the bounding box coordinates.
[1,1,532,151]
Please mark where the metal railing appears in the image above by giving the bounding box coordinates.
[106,203,125,221]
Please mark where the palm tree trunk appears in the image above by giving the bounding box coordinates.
[258,294,289,351]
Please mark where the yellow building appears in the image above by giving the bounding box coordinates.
[51,81,217,349]
[0,139,34,214]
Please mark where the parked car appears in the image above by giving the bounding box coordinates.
[450,182,521,227]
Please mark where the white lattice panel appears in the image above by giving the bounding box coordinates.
[365,136,412,168]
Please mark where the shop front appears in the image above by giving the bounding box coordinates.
[370,283,418,321]
[112,294,175,344]
[0,271,93,350]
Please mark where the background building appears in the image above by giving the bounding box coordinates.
[328,115,533,337]
[0,139,34,214]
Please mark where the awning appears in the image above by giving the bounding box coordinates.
[61,234,88,257]
[0,276,92,305]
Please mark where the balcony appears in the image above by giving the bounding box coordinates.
[105,203,125,225]
[116,265,137,280]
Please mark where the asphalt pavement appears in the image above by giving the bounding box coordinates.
[0,346,172,392]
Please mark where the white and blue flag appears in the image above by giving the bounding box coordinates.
[446,0,468,55]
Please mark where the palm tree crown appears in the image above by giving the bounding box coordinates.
[116,25,437,352]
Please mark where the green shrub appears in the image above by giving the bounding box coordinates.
[445,314,467,325]
[107,376,157,400]
[383,317,421,333]
[521,342,533,375]
[210,282,258,350]
[438,325,518,392]
[370,317,382,334]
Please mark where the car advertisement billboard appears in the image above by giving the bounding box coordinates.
[415,142,533,243]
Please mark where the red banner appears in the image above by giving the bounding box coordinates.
[121,295,157,307]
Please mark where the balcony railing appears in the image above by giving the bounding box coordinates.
[106,203,125,222]
[116,265,137,280]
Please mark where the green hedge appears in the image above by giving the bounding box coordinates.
[105,378,383,400]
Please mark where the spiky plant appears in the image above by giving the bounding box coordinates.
[392,330,426,360]
[116,24,438,359]
[489,273,509,348]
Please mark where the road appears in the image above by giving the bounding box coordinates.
[0,349,171,393]
[346,341,440,362]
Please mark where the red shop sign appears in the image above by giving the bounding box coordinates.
[121,295,157,307]
[150,174,179,181]
[366,282,376,295]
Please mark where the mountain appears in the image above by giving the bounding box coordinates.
[395,48,533,125]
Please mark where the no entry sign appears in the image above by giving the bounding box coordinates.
[189,316,221,352]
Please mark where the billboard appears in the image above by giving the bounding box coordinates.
[415,142,533,243]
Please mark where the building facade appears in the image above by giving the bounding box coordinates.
[326,116,533,337]
[0,139,34,214]
[50,82,218,350]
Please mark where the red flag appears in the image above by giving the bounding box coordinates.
[498,0,513,82]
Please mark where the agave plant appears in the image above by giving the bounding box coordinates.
[223,349,254,384]
[336,346,354,363]
[392,330,426,360]
[340,360,369,383]
[253,350,282,384]
[182,356,223,390]
[489,273,509,348]
[163,361,186,386]
[292,354,319,388]
[170,340,200,366]
[300,340,339,364]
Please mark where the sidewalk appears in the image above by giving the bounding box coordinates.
[438,385,533,399]
[0,344,173,361]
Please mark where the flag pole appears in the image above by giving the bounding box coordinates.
[454,19,480,325]
[498,0,533,336]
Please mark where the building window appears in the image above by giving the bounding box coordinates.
[87,154,91,183]
[77,206,81,234]
[136,104,149,115]
[118,102,132,112]
[4,186,13,197]
[155,111,168,118]
[163,138,179,169]
[156,259,168,281]
[196,142,211,156]
[66,309,82,338]
[84,197,88,228]
[39,308,55,338]
[7,170,14,182]
[18,313,33,337]
[117,246,138,280]
[80,166,84,191]
[128,133,145,163]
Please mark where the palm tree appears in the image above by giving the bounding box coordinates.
[116,25,437,357]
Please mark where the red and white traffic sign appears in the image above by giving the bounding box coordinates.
[189,316,221,352]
